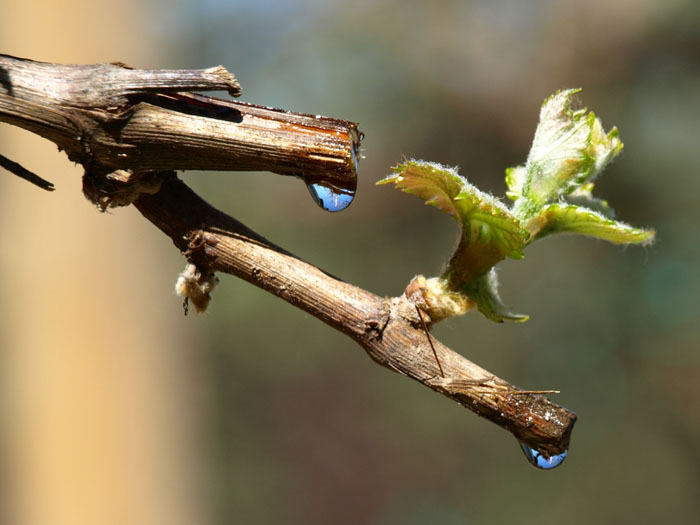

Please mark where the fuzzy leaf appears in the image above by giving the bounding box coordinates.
[529,203,655,244]
[563,183,614,217]
[379,160,528,286]
[505,165,527,201]
[461,269,529,323]
[513,89,623,220]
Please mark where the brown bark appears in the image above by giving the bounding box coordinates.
[0,54,575,458]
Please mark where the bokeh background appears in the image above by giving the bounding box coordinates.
[1,1,698,523]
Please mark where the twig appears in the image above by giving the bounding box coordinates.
[0,153,54,191]
[134,176,576,457]
[0,54,360,186]
[0,54,576,458]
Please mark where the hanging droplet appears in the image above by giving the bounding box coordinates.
[302,130,360,212]
[305,181,355,211]
[518,441,568,470]
[303,156,357,212]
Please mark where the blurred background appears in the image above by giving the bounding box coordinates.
[1,0,698,523]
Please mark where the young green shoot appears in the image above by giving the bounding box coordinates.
[378,89,654,324]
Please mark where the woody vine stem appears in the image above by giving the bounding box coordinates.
[1,54,599,460]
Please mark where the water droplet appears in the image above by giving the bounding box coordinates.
[303,145,358,212]
[305,179,355,212]
[518,441,568,470]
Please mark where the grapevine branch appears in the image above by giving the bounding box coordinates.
[0,54,575,457]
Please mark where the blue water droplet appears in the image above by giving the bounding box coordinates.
[305,181,355,212]
[302,135,359,211]
[518,441,568,470]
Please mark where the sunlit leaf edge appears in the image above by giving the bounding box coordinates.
[530,203,655,245]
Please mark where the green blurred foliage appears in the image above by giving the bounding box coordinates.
[156,0,699,522]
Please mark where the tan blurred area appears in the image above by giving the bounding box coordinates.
[1,2,205,525]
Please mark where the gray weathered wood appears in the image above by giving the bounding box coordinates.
[0,54,360,186]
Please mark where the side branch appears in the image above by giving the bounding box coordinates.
[0,153,55,191]
[0,54,360,189]
[135,177,576,457]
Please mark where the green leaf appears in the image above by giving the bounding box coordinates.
[505,165,527,201]
[512,89,623,220]
[379,160,529,286]
[462,269,529,323]
[378,160,464,220]
[529,203,655,244]
[563,182,614,218]
[379,90,654,325]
